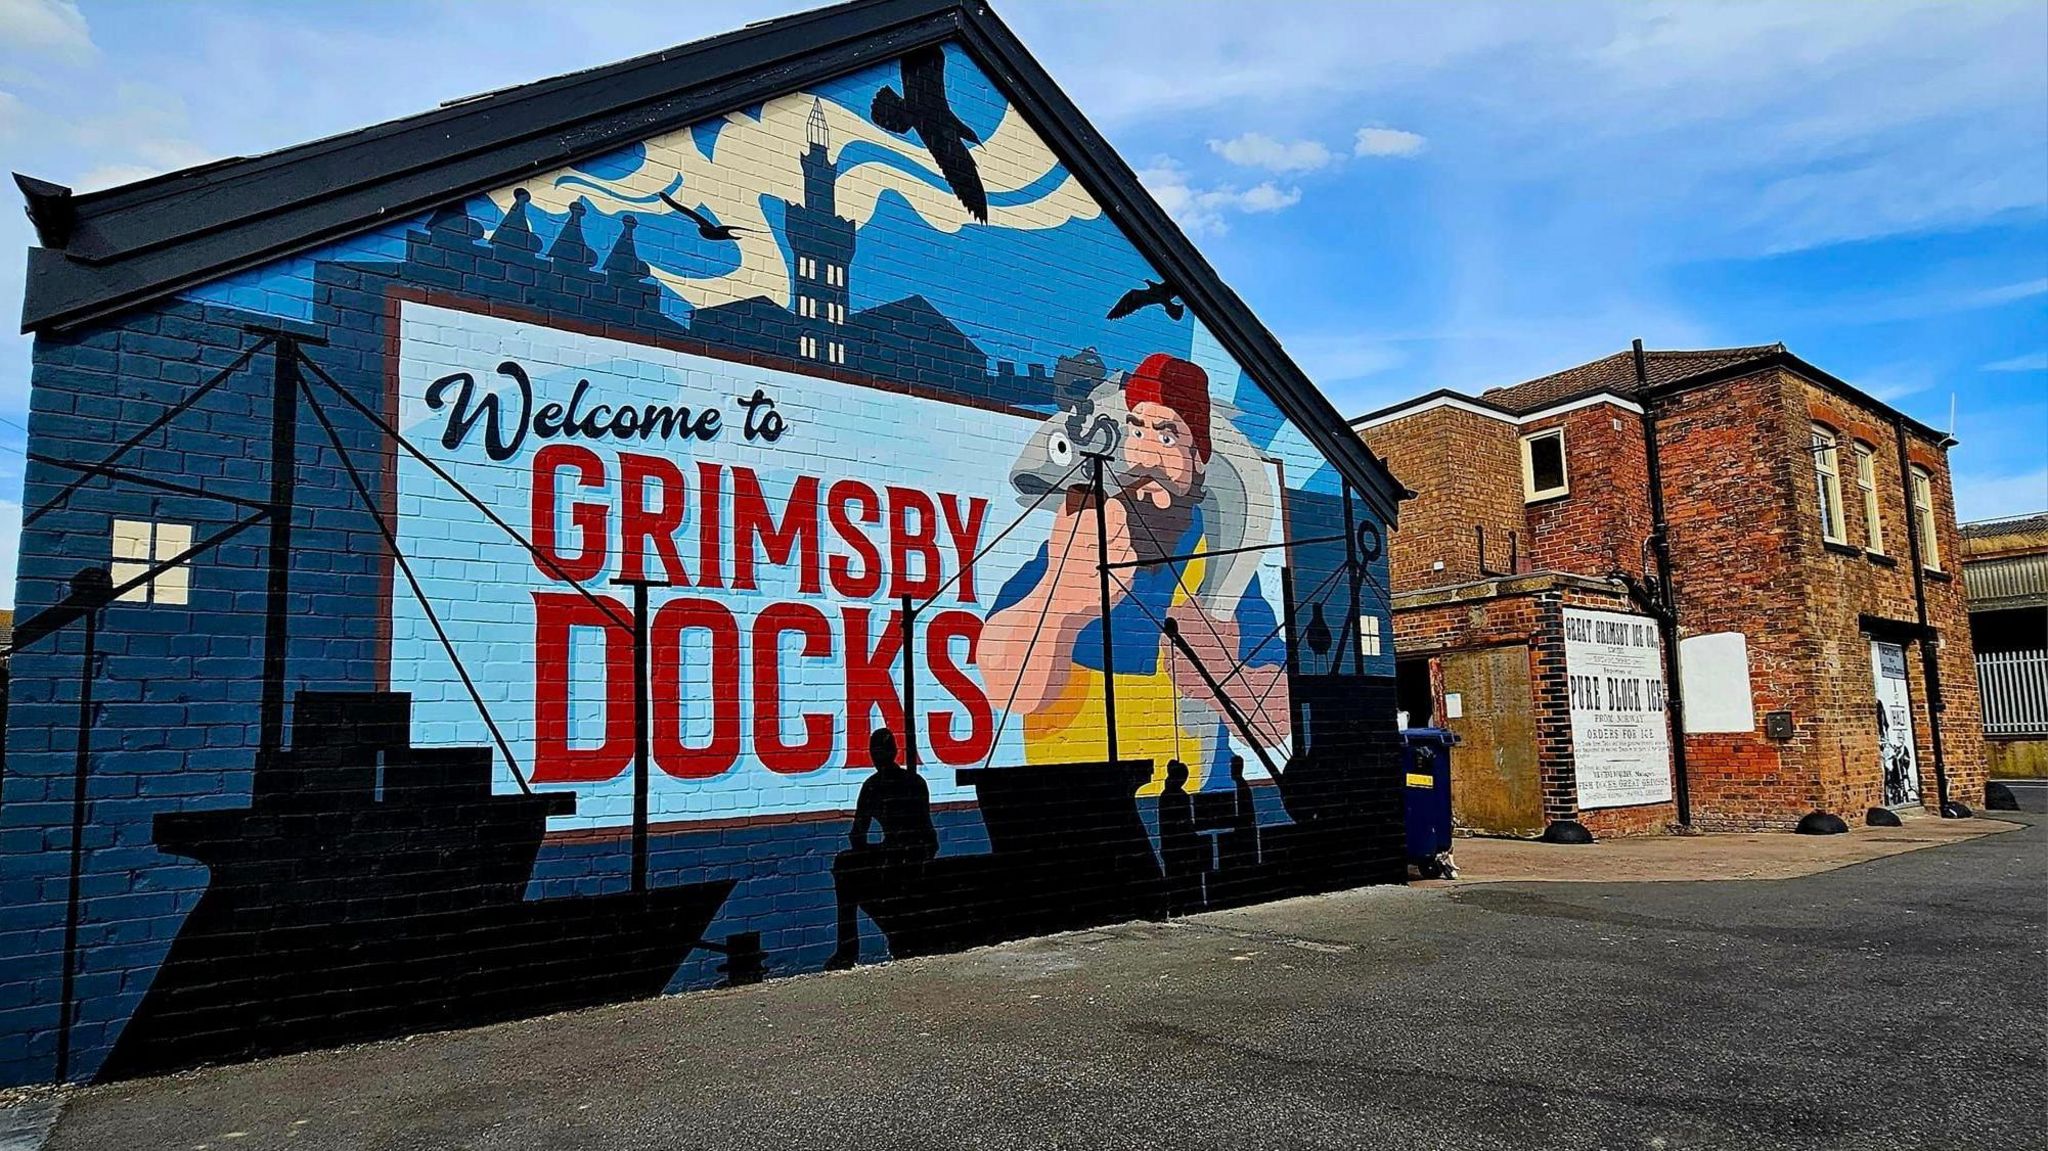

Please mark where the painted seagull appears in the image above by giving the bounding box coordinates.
[1107,278,1186,322]
[656,191,753,241]
[871,45,989,223]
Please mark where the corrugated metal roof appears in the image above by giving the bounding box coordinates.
[1965,552,2048,606]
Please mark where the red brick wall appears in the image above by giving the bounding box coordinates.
[1654,369,1984,827]
[1797,383,1985,816]
[1394,578,1679,837]
[1369,366,1986,830]
[1652,370,1809,827]
[1362,407,1522,592]
[1522,406,1656,580]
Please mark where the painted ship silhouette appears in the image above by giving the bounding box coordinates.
[99,689,733,1080]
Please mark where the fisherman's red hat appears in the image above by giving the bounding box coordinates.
[1124,353,1212,462]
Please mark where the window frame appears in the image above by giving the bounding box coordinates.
[1519,427,1569,503]
[111,517,193,605]
[1853,441,1884,554]
[1810,424,1847,545]
[1358,613,1383,658]
[1910,465,1941,571]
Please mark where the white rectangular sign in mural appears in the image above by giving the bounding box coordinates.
[390,300,1295,833]
[392,300,1047,829]
[1563,607,1672,809]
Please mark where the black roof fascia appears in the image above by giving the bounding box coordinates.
[949,5,1401,519]
[19,0,959,332]
[1644,351,1952,446]
[16,0,1403,519]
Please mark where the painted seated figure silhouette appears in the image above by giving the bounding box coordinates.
[825,729,938,970]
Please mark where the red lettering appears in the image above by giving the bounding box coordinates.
[926,609,993,765]
[619,452,689,584]
[887,486,940,601]
[532,591,633,783]
[827,479,883,599]
[842,606,903,767]
[752,602,835,774]
[531,445,607,584]
[732,467,822,593]
[939,494,988,604]
[696,461,724,590]
[651,598,741,779]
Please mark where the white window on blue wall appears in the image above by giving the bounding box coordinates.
[1358,612,1382,658]
[112,518,192,605]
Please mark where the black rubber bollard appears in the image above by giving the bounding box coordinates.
[1795,811,1848,835]
[1539,820,1594,845]
[1865,806,1902,827]
[1941,801,1974,820]
[1986,782,2020,812]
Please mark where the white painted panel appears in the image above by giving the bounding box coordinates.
[1679,632,1756,734]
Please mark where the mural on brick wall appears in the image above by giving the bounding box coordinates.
[1,44,1398,1085]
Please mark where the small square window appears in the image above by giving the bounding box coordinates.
[1358,613,1383,658]
[112,518,192,605]
[1521,429,1568,501]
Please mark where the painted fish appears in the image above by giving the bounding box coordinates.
[1006,373,1276,618]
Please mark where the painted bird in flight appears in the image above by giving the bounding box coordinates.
[1107,278,1186,322]
[871,45,988,223]
[656,191,753,241]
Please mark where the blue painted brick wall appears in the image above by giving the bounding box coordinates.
[0,42,1402,1086]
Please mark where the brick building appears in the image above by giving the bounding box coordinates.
[1358,342,1986,837]
[1962,513,2048,777]
[0,0,1406,1085]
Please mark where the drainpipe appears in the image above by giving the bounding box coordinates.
[1634,340,1694,827]
[1891,417,1957,817]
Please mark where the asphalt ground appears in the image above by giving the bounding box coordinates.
[22,812,2047,1151]
[1994,777,2048,814]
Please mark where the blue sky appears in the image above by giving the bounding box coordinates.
[0,0,2043,608]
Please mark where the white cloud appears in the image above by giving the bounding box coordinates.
[1970,279,2048,307]
[1277,333,1406,387]
[73,163,167,192]
[1983,352,2048,373]
[1354,126,1426,157]
[1138,159,1301,237]
[0,88,21,137]
[0,0,92,63]
[1008,1,2047,252]
[1953,468,2048,523]
[1208,132,1333,173]
[64,83,217,188]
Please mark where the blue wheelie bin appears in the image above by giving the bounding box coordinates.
[1400,728,1459,878]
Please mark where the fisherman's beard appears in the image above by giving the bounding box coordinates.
[1117,473,1202,563]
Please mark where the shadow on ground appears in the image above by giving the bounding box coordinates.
[30,814,2047,1151]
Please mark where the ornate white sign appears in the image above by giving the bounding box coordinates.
[1564,607,1673,809]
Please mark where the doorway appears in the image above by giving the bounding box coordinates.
[1396,657,1435,729]
[1869,640,1922,807]
[1438,645,1544,834]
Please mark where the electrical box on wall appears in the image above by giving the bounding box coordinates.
[1763,711,1795,740]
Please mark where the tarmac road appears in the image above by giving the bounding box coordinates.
[32,813,2048,1151]
[1994,778,2048,814]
